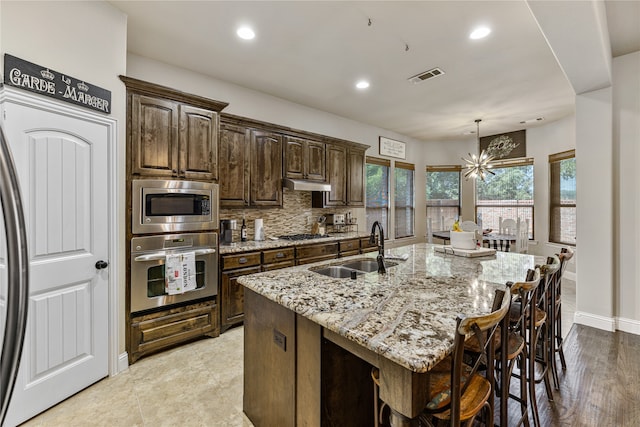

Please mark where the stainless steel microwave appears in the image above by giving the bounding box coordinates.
[132,179,218,234]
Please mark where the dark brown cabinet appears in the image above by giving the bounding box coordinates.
[221,265,260,331]
[251,130,283,207]
[284,136,325,181]
[130,94,219,180]
[219,119,283,208]
[312,144,365,208]
[129,300,218,364]
[219,122,250,207]
[295,242,339,265]
[347,147,365,207]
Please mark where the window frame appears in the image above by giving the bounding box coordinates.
[549,149,576,246]
[426,165,462,231]
[365,156,390,237]
[394,161,415,239]
[474,158,535,239]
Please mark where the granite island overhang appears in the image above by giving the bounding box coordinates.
[238,243,541,426]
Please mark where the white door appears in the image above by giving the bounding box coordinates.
[0,93,110,426]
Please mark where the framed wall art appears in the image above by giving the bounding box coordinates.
[379,136,406,159]
[480,129,526,160]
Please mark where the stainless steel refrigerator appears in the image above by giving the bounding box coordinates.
[0,125,29,425]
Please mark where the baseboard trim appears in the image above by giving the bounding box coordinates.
[616,317,640,335]
[117,352,129,374]
[573,311,615,332]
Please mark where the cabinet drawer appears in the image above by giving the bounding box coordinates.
[339,239,360,253]
[222,252,261,270]
[262,260,296,271]
[360,237,378,250]
[262,248,295,264]
[340,250,360,258]
[129,300,218,363]
[296,254,339,265]
[296,242,339,259]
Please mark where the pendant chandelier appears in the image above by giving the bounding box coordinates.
[463,119,495,181]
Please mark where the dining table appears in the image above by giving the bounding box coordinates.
[432,230,518,252]
[238,243,546,426]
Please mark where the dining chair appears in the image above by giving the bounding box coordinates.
[499,218,517,235]
[420,287,511,427]
[427,217,434,243]
[460,221,481,232]
[371,287,511,427]
[550,248,574,384]
[514,219,529,254]
[498,267,541,427]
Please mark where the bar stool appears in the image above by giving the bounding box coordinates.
[497,268,541,427]
[372,287,511,427]
[549,248,574,386]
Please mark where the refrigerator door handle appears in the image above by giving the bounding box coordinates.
[0,125,30,425]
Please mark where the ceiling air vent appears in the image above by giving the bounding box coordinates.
[408,67,445,84]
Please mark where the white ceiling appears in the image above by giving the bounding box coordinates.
[110,0,640,142]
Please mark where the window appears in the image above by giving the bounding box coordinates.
[366,157,390,234]
[394,161,415,238]
[426,166,461,231]
[549,150,576,245]
[475,159,534,238]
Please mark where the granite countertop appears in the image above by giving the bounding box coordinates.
[238,244,544,373]
[219,231,370,254]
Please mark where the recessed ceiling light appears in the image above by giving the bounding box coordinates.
[356,80,370,89]
[519,117,545,124]
[469,26,491,40]
[237,26,255,40]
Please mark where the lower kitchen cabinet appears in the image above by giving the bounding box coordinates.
[296,242,339,265]
[360,236,379,253]
[129,299,219,364]
[221,265,260,332]
[339,238,360,257]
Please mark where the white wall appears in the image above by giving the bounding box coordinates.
[575,87,614,331]
[0,1,128,360]
[614,51,640,331]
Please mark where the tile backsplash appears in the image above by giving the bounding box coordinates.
[219,189,364,241]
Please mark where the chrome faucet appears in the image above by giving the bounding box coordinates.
[370,221,386,274]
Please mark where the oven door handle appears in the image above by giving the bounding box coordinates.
[134,248,217,262]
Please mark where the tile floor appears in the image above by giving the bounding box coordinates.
[20,279,576,427]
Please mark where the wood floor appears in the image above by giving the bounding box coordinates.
[501,324,640,426]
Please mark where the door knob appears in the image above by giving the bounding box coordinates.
[95,260,109,270]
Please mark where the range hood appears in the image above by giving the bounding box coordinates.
[282,178,331,192]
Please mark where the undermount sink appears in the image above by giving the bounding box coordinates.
[312,266,362,278]
[310,257,401,277]
[340,259,398,273]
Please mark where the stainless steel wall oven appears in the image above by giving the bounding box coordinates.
[130,232,218,313]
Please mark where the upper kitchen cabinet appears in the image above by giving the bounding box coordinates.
[284,136,325,181]
[219,122,251,207]
[312,143,366,208]
[347,146,365,207]
[219,116,283,208]
[179,105,219,181]
[250,130,283,207]
[121,76,228,181]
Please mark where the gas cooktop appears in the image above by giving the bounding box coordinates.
[278,233,330,241]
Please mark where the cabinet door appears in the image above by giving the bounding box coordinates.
[306,140,326,181]
[221,265,261,330]
[251,130,283,206]
[347,147,365,206]
[219,122,250,207]
[284,136,305,180]
[325,144,347,206]
[131,94,178,177]
[179,105,218,180]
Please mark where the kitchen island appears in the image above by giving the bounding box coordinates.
[238,243,541,426]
